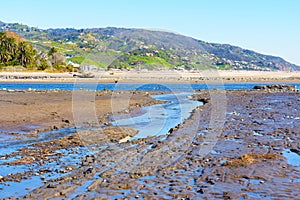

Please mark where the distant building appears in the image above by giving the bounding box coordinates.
[80,65,98,71]
[67,61,80,68]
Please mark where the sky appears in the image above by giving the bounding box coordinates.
[1,0,299,65]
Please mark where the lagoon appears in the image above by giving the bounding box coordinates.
[0,82,299,91]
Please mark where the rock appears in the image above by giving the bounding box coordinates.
[253,85,267,90]
[87,179,102,191]
[103,122,111,126]
[197,188,204,194]
[197,98,209,104]
[62,119,70,124]
[254,84,295,91]
[66,166,73,171]
[59,169,67,173]
[186,185,193,190]
[291,149,300,154]
[84,155,95,164]
[84,167,95,175]
[119,136,131,143]
[47,183,57,188]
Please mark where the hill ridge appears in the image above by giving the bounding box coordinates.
[1,20,299,71]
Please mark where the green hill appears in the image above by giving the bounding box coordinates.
[1,21,299,71]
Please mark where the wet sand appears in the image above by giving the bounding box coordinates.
[0,90,161,132]
[0,88,300,199]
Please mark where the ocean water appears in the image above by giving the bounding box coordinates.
[0,82,299,91]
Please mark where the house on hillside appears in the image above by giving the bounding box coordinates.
[80,65,98,71]
[67,61,80,68]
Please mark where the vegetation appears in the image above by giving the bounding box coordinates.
[68,56,85,64]
[0,31,36,68]
[0,31,75,72]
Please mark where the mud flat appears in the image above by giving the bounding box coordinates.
[0,89,162,132]
[0,88,300,199]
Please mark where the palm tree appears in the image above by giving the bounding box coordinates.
[48,47,58,57]
[0,32,18,64]
[18,42,36,67]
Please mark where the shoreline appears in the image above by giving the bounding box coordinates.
[1,78,300,84]
[1,89,299,199]
[0,90,162,133]
[0,70,300,83]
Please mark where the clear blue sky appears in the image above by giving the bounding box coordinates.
[1,0,299,65]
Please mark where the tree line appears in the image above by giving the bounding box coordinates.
[0,31,74,71]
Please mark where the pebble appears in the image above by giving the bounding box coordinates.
[66,167,73,171]
[186,185,193,190]
[62,119,70,124]
[47,183,57,188]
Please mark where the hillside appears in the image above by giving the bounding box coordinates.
[1,20,299,71]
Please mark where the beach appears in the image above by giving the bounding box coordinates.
[0,82,299,199]
[1,0,300,198]
[0,89,161,132]
[1,70,300,83]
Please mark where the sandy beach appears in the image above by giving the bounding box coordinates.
[1,70,300,83]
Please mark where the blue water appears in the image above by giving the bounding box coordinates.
[111,93,201,139]
[0,82,299,91]
[283,149,300,166]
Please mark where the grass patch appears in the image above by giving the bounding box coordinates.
[68,56,85,64]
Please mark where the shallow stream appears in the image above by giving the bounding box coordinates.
[0,92,200,198]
